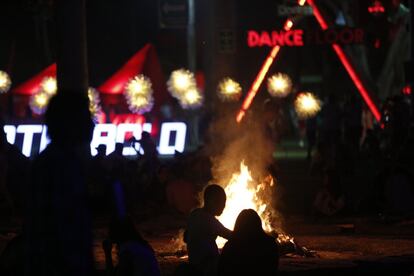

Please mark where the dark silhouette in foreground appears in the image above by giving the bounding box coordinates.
[25,93,94,276]
[103,217,161,276]
[218,209,279,276]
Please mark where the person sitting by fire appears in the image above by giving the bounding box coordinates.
[103,216,161,276]
[184,184,232,276]
[217,209,279,276]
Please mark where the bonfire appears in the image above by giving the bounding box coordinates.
[170,161,314,258]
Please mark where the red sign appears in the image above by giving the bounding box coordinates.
[247,28,364,48]
[248,30,304,47]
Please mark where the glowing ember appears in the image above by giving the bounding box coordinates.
[41,77,57,95]
[0,70,11,93]
[267,73,292,98]
[294,92,321,119]
[217,78,242,102]
[216,161,274,248]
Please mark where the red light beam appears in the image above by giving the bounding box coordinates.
[306,0,381,122]
[236,20,293,123]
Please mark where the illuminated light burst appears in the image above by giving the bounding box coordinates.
[267,73,292,98]
[126,93,154,114]
[30,92,50,115]
[294,92,322,119]
[88,87,102,121]
[0,70,12,93]
[167,69,196,98]
[178,87,203,109]
[40,76,57,96]
[217,78,242,102]
[216,161,275,248]
[124,75,154,114]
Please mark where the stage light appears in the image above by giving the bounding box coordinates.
[88,87,102,121]
[40,77,57,95]
[30,92,50,115]
[126,93,154,114]
[125,75,152,96]
[0,71,11,93]
[294,92,321,119]
[267,73,292,97]
[124,75,154,114]
[167,69,196,98]
[218,78,242,102]
[179,87,203,109]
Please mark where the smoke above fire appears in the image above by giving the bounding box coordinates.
[208,109,273,180]
[205,108,284,233]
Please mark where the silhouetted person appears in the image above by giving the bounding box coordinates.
[138,131,157,158]
[0,120,15,219]
[108,142,127,180]
[313,169,345,216]
[103,217,161,276]
[0,118,30,218]
[137,131,159,182]
[25,92,94,276]
[90,144,111,214]
[184,184,232,276]
[218,209,279,276]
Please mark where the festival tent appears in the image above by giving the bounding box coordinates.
[12,63,56,96]
[98,43,170,111]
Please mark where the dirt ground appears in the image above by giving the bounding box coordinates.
[1,214,414,275]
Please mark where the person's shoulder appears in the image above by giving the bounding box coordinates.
[188,208,203,218]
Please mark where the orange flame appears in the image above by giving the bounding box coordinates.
[216,161,274,248]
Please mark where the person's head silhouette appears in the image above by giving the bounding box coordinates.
[203,184,226,216]
[114,143,123,155]
[233,209,264,239]
[45,92,94,147]
[96,145,107,156]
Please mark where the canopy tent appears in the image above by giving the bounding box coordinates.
[12,63,56,96]
[98,43,170,111]
[10,43,170,118]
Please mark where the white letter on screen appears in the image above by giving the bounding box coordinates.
[17,125,43,157]
[158,122,187,155]
[90,124,117,156]
[3,125,16,144]
[39,125,51,153]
